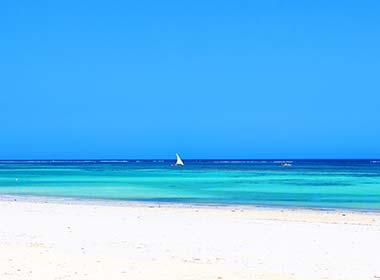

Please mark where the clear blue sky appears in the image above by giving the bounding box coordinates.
[1,0,379,159]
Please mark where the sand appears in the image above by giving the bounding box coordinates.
[1,199,380,280]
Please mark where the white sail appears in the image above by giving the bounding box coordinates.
[175,153,184,166]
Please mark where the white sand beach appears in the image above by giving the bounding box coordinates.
[1,199,380,280]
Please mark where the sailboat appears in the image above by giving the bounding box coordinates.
[175,153,184,166]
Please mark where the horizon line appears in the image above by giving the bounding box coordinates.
[0,158,379,161]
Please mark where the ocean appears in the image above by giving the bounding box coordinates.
[1,160,380,210]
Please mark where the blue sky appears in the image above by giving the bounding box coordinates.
[1,0,379,159]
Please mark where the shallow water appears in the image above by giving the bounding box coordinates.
[1,160,380,210]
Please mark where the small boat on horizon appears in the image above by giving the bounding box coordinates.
[175,153,184,166]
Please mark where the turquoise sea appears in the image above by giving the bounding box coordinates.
[1,160,380,210]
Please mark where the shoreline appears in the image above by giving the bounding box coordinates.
[2,193,380,214]
[2,194,380,228]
